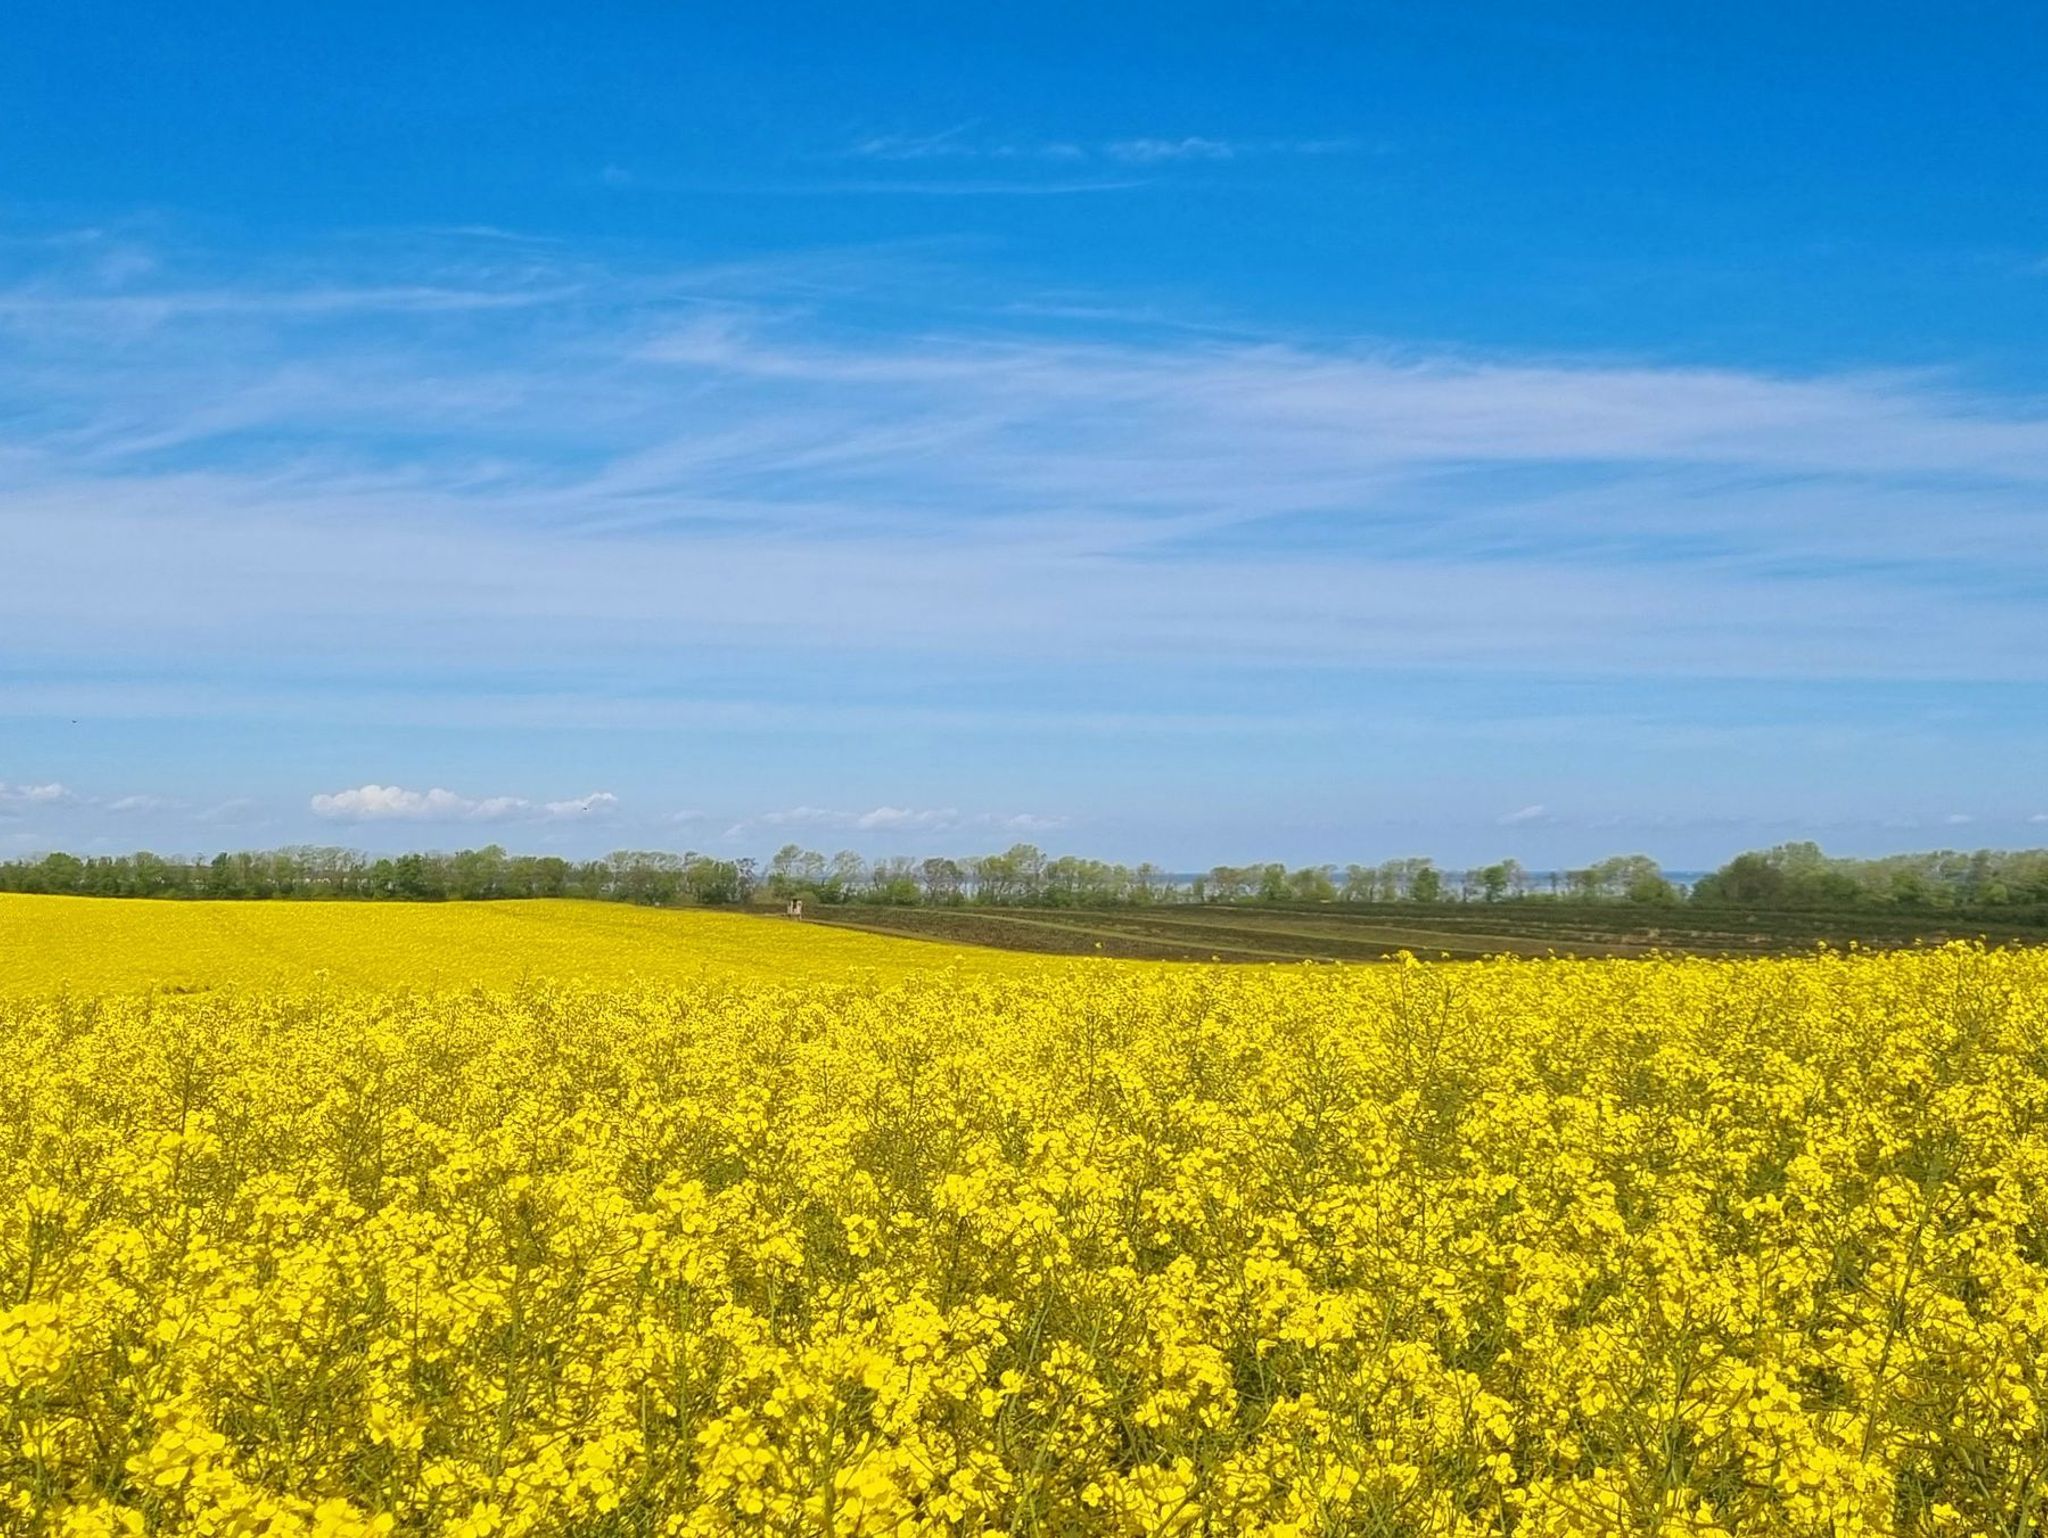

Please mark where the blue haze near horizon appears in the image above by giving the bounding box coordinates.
[3,2,2048,870]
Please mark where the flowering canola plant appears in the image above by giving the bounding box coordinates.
[2,913,2046,1535]
[0,895,1036,995]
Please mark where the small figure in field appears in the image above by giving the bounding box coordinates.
[786,897,804,918]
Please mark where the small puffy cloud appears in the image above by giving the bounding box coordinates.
[983,811,1067,833]
[855,805,960,831]
[0,781,72,813]
[755,805,843,829]
[2030,812,2048,824]
[310,783,615,823]
[1943,812,1974,826]
[1497,804,1550,826]
[312,785,491,821]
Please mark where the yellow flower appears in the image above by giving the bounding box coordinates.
[0,912,2039,1536]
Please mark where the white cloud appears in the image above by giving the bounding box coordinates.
[820,177,1142,197]
[754,805,843,829]
[742,805,1065,839]
[855,805,959,830]
[195,797,266,826]
[1943,812,1974,825]
[8,221,2048,796]
[1498,804,1550,826]
[107,793,178,813]
[846,132,1349,166]
[311,785,496,821]
[541,791,619,818]
[2030,813,2048,824]
[309,784,615,823]
[0,782,71,813]
[981,812,1068,833]
[842,126,981,161]
[1104,136,1237,163]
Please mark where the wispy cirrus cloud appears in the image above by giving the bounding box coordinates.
[1103,136,1239,163]
[1,784,193,820]
[106,793,181,813]
[7,223,2048,767]
[840,125,989,161]
[842,129,1361,164]
[543,792,621,818]
[800,177,1144,198]
[735,806,1066,839]
[309,784,619,823]
[0,782,73,813]
[600,153,1141,198]
[195,797,267,827]
[0,283,580,328]
[856,806,1067,833]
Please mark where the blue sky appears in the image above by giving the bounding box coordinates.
[4,1,2047,868]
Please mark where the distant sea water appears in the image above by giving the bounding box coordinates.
[1159,870,1714,891]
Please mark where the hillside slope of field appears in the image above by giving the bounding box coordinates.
[9,893,2044,995]
[810,900,2048,961]
[0,894,1037,994]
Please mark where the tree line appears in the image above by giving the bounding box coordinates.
[760,846,1682,906]
[0,846,752,905]
[1686,840,2048,909]
[3,838,2045,910]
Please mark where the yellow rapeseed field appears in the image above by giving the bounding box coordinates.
[2,900,2046,1536]
[0,895,1034,995]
